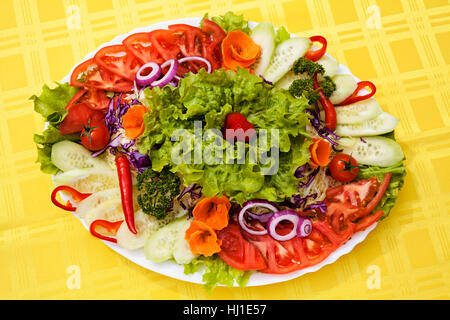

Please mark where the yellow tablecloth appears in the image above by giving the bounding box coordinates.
[0,0,449,300]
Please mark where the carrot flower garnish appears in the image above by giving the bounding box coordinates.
[185,220,222,256]
[221,30,261,71]
[122,104,148,139]
[309,138,331,167]
[192,195,231,230]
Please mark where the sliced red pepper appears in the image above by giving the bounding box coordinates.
[363,173,392,215]
[89,219,124,243]
[337,81,376,106]
[51,186,92,212]
[304,36,327,62]
[115,154,137,234]
[313,73,337,131]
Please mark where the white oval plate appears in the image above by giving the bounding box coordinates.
[58,17,377,287]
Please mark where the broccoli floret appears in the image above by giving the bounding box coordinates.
[288,78,320,104]
[137,167,181,220]
[292,57,325,77]
[319,76,336,98]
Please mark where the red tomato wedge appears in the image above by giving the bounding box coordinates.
[217,223,266,271]
[70,58,133,92]
[94,45,142,81]
[123,32,164,64]
[149,29,181,60]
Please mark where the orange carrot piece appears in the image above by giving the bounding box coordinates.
[221,30,261,71]
[185,220,222,256]
[309,138,331,167]
[122,104,148,139]
[192,195,231,230]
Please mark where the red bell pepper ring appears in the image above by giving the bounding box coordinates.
[304,36,327,62]
[89,219,124,243]
[51,185,92,212]
[313,73,337,131]
[336,81,377,106]
[115,154,138,234]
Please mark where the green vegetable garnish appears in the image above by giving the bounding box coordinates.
[136,167,181,220]
[293,57,325,77]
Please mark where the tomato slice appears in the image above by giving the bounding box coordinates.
[65,88,87,110]
[80,88,110,111]
[123,32,164,64]
[60,103,105,135]
[94,45,142,81]
[201,19,226,70]
[149,30,181,60]
[70,58,133,92]
[168,24,207,57]
[326,177,379,208]
[217,223,266,271]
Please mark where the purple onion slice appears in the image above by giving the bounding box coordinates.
[178,56,212,73]
[266,210,300,241]
[136,62,162,87]
[238,200,278,235]
[151,59,179,88]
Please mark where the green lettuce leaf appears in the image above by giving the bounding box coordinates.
[184,255,251,293]
[31,83,80,174]
[138,68,311,204]
[275,26,291,46]
[202,12,251,34]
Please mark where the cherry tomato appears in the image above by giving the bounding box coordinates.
[329,153,360,183]
[60,103,104,135]
[94,45,142,81]
[122,32,164,64]
[80,119,110,151]
[70,58,133,92]
[224,113,255,142]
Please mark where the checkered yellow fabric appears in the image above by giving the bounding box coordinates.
[0,0,449,299]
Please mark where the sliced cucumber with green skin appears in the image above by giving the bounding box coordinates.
[251,22,276,77]
[144,217,196,264]
[51,140,110,172]
[329,74,358,105]
[340,136,404,167]
[263,37,311,84]
[321,99,382,124]
[317,55,339,78]
[274,70,309,90]
[335,112,399,136]
[116,210,160,251]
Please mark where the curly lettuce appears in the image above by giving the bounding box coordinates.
[138,68,311,204]
[31,83,80,174]
[201,12,251,34]
[183,255,251,293]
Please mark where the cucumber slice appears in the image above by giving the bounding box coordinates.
[321,99,383,124]
[335,112,399,136]
[116,210,160,250]
[317,55,339,78]
[329,74,358,105]
[341,136,404,167]
[251,22,276,77]
[275,70,309,90]
[75,188,121,219]
[144,217,195,264]
[53,168,118,193]
[173,234,197,264]
[263,37,311,84]
[51,140,110,172]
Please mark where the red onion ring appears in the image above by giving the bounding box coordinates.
[297,217,312,238]
[266,210,300,241]
[238,200,278,235]
[151,59,179,87]
[135,62,161,87]
[178,56,212,73]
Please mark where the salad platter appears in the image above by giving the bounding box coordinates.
[32,13,405,291]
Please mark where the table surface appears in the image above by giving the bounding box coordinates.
[0,0,449,300]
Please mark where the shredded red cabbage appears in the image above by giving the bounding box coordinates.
[306,105,340,146]
[126,151,151,173]
[303,201,327,213]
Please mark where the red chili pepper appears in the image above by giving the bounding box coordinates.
[336,81,376,106]
[304,36,327,62]
[89,219,124,243]
[313,73,337,131]
[51,185,92,211]
[115,154,137,234]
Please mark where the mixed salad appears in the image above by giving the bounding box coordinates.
[32,12,405,291]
